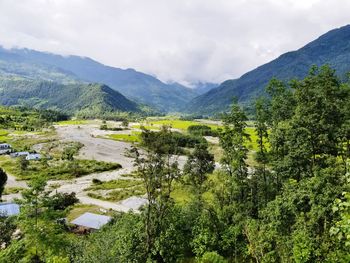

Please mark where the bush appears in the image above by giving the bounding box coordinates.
[44,192,79,210]
[188,125,218,137]
[199,252,227,263]
[100,124,123,131]
[140,128,205,154]
[92,178,102,185]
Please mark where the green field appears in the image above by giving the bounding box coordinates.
[106,132,141,143]
[139,119,220,131]
[0,129,11,142]
[86,179,143,191]
[56,120,90,126]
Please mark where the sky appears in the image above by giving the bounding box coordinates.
[0,0,349,86]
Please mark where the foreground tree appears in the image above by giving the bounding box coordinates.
[184,143,215,193]
[130,126,186,261]
[0,168,7,200]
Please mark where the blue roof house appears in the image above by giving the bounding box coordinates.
[0,203,20,217]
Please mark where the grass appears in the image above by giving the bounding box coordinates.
[66,204,111,222]
[56,120,89,126]
[8,129,57,151]
[87,185,145,202]
[131,124,160,131]
[138,119,220,131]
[106,132,141,143]
[171,183,194,205]
[86,179,142,191]
[0,129,12,142]
[0,156,122,180]
[86,178,145,202]
[3,187,25,195]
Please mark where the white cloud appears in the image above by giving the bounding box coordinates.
[0,0,349,84]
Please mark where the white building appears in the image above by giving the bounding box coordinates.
[0,143,11,155]
[25,153,42,161]
[71,212,112,230]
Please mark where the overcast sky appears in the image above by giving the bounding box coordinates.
[0,0,349,85]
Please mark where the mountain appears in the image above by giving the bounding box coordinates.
[0,76,139,114]
[192,82,218,95]
[0,47,197,112]
[187,24,350,115]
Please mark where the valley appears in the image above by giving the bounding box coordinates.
[1,117,223,214]
[0,11,349,261]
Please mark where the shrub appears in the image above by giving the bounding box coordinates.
[44,192,79,210]
[188,125,218,137]
[199,252,227,263]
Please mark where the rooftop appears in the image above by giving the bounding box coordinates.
[0,203,20,216]
[71,212,111,230]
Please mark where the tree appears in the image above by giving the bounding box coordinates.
[184,143,215,193]
[0,216,16,249]
[122,119,129,128]
[0,168,7,200]
[61,147,75,161]
[18,156,29,171]
[17,177,71,262]
[219,100,250,204]
[253,97,277,211]
[129,126,183,261]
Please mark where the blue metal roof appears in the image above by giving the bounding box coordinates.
[71,212,111,229]
[0,203,20,216]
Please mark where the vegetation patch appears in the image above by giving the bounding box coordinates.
[56,120,89,126]
[3,186,25,195]
[86,179,142,191]
[140,119,220,131]
[0,156,121,180]
[106,132,141,143]
[87,185,145,202]
[66,204,111,222]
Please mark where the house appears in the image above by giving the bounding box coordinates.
[0,143,11,155]
[10,151,30,158]
[0,203,20,217]
[26,153,42,161]
[71,212,111,230]
[120,196,148,211]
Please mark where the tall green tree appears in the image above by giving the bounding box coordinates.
[219,100,250,204]
[0,168,7,200]
[130,126,184,261]
[184,143,215,193]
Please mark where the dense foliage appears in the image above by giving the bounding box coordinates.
[0,106,67,131]
[187,124,218,137]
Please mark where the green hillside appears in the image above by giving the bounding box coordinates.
[0,77,139,114]
[187,24,350,115]
[0,47,197,112]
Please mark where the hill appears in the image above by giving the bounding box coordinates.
[187,24,350,115]
[0,77,139,114]
[0,47,197,112]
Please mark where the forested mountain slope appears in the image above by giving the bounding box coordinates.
[187,24,350,114]
[0,77,138,114]
[0,47,197,112]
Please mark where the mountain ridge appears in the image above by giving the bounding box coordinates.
[187,24,350,115]
[0,76,139,114]
[0,47,197,112]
